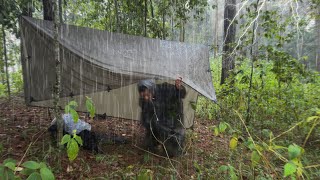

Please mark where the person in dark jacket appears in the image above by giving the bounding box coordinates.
[138,77,187,157]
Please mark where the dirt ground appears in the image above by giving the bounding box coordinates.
[0,97,228,179]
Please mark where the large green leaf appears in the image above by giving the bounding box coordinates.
[40,167,55,180]
[69,109,79,123]
[22,161,40,170]
[284,162,297,177]
[26,172,42,180]
[1,166,15,180]
[67,139,79,161]
[61,134,71,145]
[20,168,36,176]
[4,161,16,171]
[74,134,83,146]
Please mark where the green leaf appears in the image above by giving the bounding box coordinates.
[1,166,15,180]
[219,122,228,133]
[251,151,261,167]
[288,144,302,160]
[61,134,71,145]
[69,109,79,123]
[40,167,55,180]
[65,105,70,114]
[228,165,238,180]
[67,139,79,161]
[22,161,40,170]
[85,97,96,118]
[306,116,319,123]
[284,162,297,177]
[20,168,36,176]
[39,162,47,169]
[27,172,42,180]
[4,158,16,165]
[218,165,228,172]
[68,101,78,108]
[229,137,238,150]
[4,162,16,171]
[214,126,219,136]
[137,169,152,180]
[74,134,83,146]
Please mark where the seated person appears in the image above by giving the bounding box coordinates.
[138,77,186,157]
[48,114,98,152]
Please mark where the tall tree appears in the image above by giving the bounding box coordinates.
[2,26,10,98]
[316,5,320,71]
[114,0,120,33]
[213,1,219,57]
[43,0,54,21]
[221,0,236,85]
[144,0,147,37]
[52,0,63,146]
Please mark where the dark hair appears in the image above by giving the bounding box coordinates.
[137,79,156,93]
[138,85,148,93]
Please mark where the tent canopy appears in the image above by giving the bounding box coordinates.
[20,16,216,128]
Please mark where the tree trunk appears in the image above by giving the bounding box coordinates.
[162,11,166,40]
[0,29,5,85]
[179,20,185,42]
[2,25,10,98]
[214,1,219,57]
[114,0,120,32]
[221,0,236,85]
[316,6,320,71]
[53,0,63,147]
[59,0,63,23]
[21,1,33,17]
[144,0,147,37]
[43,0,54,21]
[246,0,260,123]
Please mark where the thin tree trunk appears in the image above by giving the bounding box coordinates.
[246,0,260,123]
[43,0,54,21]
[171,13,174,40]
[2,26,10,98]
[0,30,5,85]
[316,6,320,71]
[144,0,147,37]
[214,1,219,57]
[64,0,67,22]
[21,3,32,104]
[59,0,63,23]
[221,0,236,85]
[53,0,63,147]
[179,20,185,42]
[114,0,120,32]
[162,11,166,40]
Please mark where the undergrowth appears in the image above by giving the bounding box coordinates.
[196,57,320,179]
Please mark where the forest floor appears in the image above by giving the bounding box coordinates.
[0,97,230,179]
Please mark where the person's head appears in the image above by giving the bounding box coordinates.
[138,79,155,101]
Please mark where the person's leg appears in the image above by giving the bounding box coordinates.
[144,125,159,152]
[163,129,185,157]
[78,130,99,153]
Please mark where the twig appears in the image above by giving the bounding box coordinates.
[133,144,181,165]
[15,129,47,174]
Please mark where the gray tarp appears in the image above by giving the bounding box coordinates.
[20,16,216,128]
